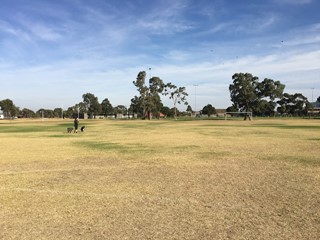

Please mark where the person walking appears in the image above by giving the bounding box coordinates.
[74,117,79,133]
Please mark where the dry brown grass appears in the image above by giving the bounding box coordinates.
[0,118,319,239]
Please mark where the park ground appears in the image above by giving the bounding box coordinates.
[0,118,319,239]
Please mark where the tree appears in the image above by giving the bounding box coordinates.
[148,77,165,119]
[160,106,171,117]
[202,104,216,117]
[132,71,165,119]
[132,71,188,119]
[82,93,101,118]
[53,108,63,118]
[186,105,193,116]
[229,73,259,120]
[101,98,113,116]
[277,93,310,116]
[253,100,275,116]
[36,109,54,118]
[130,96,142,117]
[186,105,193,112]
[255,78,285,116]
[316,96,320,107]
[20,108,36,118]
[229,73,285,119]
[65,102,86,118]
[170,107,180,117]
[0,99,19,119]
[114,105,127,115]
[164,83,188,119]
[226,105,238,112]
[133,71,149,119]
[65,107,75,118]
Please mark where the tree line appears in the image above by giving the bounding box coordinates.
[228,73,315,119]
[0,71,318,119]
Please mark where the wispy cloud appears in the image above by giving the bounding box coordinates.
[275,0,313,5]
[137,0,194,35]
[0,20,32,41]
[26,22,63,41]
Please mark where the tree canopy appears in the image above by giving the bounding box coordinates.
[277,93,310,116]
[0,99,19,119]
[132,71,186,119]
[82,93,102,118]
[164,83,188,119]
[202,104,216,117]
[229,73,285,119]
[101,98,113,115]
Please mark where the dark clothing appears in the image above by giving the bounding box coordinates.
[74,119,79,130]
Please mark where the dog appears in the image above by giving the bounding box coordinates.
[81,126,86,132]
[67,127,73,133]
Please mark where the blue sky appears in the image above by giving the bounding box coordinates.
[0,0,319,111]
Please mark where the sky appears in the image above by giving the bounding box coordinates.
[0,0,319,111]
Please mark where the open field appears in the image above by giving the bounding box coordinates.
[0,118,319,239]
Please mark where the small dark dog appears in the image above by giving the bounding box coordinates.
[81,126,86,132]
[67,127,73,133]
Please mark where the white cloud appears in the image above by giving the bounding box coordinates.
[137,0,194,35]
[28,23,63,41]
[0,20,32,42]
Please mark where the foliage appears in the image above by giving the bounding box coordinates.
[226,105,238,112]
[148,77,165,118]
[170,107,180,117]
[316,96,320,107]
[277,93,310,116]
[19,108,36,118]
[132,71,189,119]
[164,83,188,119]
[114,105,127,114]
[132,71,165,119]
[186,105,193,113]
[53,108,63,118]
[201,104,216,117]
[160,106,171,117]
[229,73,285,119]
[0,98,19,118]
[229,73,259,119]
[130,96,142,116]
[257,78,285,100]
[36,109,55,118]
[65,102,86,118]
[101,98,114,116]
[252,100,275,116]
[132,71,149,118]
[82,93,102,118]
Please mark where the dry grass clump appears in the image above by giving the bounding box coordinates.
[0,118,319,239]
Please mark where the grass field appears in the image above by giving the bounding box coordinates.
[0,118,319,239]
